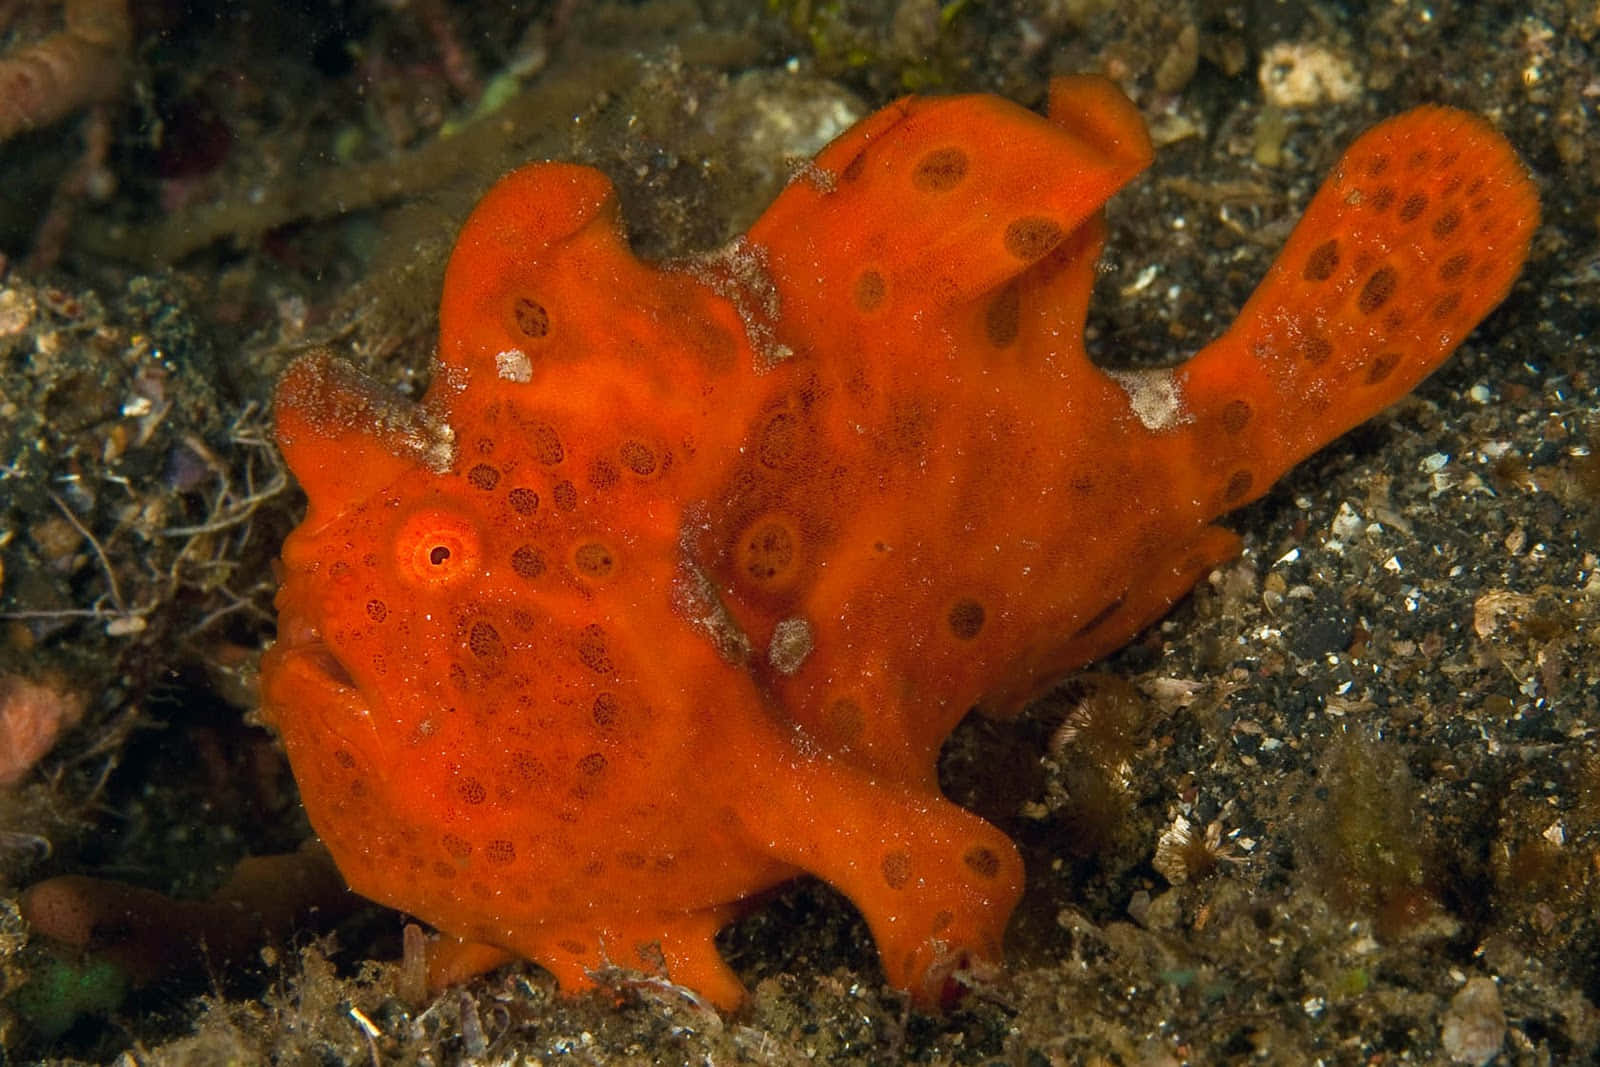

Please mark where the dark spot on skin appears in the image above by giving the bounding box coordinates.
[1358,267,1397,315]
[1221,399,1252,434]
[467,464,500,490]
[578,625,613,674]
[433,862,457,880]
[889,398,928,453]
[985,284,1020,348]
[1298,334,1334,365]
[882,850,911,889]
[588,459,618,490]
[1224,469,1254,502]
[759,413,800,470]
[1364,154,1389,178]
[442,833,472,859]
[468,621,502,659]
[573,542,615,579]
[577,752,607,776]
[531,423,563,465]
[552,480,578,511]
[825,697,864,742]
[366,599,387,622]
[592,692,620,727]
[619,441,656,476]
[513,297,549,338]
[1369,186,1395,212]
[457,777,487,805]
[1439,253,1470,282]
[742,519,796,583]
[1004,217,1065,260]
[1366,352,1402,385]
[963,845,1000,878]
[485,840,515,865]
[947,598,985,640]
[333,749,357,769]
[511,751,545,783]
[1431,292,1461,321]
[1303,239,1340,282]
[911,147,968,191]
[507,487,538,514]
[1432,209,1461,238]
[511,545,546,579]
[429,546,451,566]
[854,269,885,312]
[1399,192,1428,222]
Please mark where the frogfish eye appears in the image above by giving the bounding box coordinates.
[394,510,480,587]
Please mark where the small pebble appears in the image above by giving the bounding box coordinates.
[1440,976,1505,1065]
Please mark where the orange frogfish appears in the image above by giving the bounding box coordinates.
[260,76,1537,1009]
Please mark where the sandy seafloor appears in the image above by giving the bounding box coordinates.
[1,1,1598,1063]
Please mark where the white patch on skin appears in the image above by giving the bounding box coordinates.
[671,517,755,667]
[421,427,456,473]
[788,158,837,193]
[431,358,471,397]
[686,237,794,369]
[398,417,455,474]
[768,616,814,675]
[1108,367,1192,432]
[495,348,532,383]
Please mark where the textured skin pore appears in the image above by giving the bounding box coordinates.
[259,76,1538,1009]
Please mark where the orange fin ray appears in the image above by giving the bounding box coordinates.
[751,77,1152,356]
[1178,106,1538,509]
